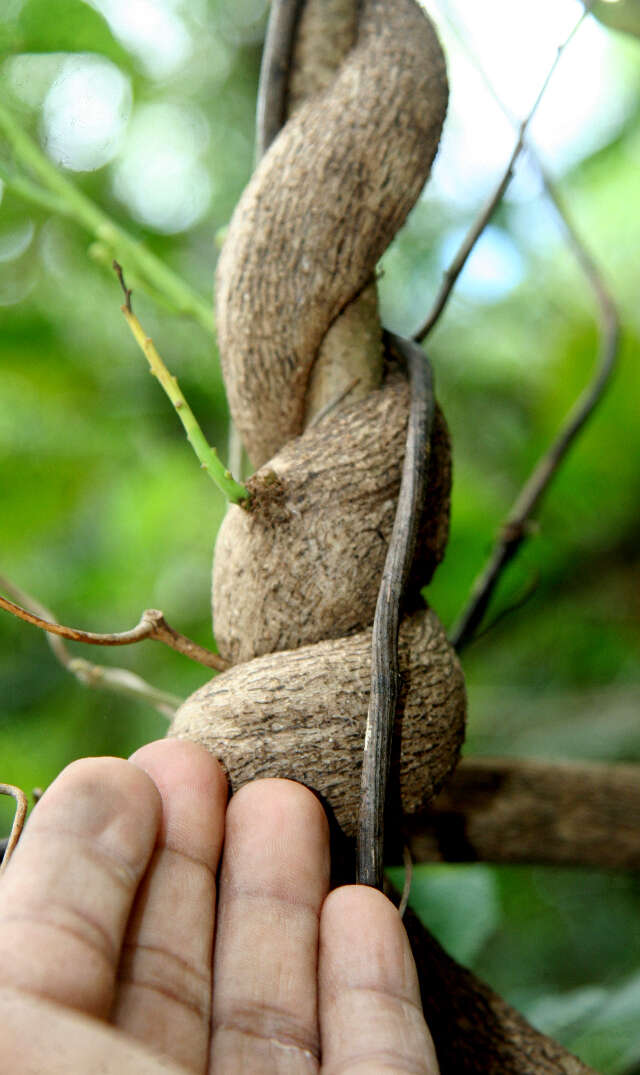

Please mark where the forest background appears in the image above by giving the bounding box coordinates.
[0,0,639,1070]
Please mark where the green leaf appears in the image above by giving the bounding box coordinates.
[15,0,132,67]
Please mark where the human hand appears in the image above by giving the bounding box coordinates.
[0,738,439,1073]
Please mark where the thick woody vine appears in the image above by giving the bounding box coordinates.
[172,0,466,875]
[0,2,631,1072]
[169,3,613,1072]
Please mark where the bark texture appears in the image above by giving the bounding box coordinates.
[216,0,448,467]
[290,2,384,426]
[171,608,465,837]
[213,361,451,663]
[170,3,599,1070]
[404,756,640,870]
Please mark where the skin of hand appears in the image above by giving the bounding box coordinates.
[0,738,439,1074]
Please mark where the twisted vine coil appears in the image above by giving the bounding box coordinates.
[170,0,467,842]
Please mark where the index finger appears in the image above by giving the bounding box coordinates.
[0,755,161,1018]
[112,738,227,1073]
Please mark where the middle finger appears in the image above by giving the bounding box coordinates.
[210,779,330,1074]
[112,739,227,1074]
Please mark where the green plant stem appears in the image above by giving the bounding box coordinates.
[0,101,213,334]
[89,240,176,313]
[120,302,249,506]
[0,161,70,216]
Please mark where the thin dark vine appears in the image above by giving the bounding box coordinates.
[256,0,306,160]
[357,335,435,887]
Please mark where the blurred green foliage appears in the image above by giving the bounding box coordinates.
[0,2,639,1070]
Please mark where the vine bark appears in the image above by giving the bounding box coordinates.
[169,3,597,1071]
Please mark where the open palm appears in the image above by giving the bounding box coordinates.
[0,738,438,1073]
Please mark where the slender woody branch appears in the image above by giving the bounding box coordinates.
[412,6,589,344]
[449,171,618,646]
[114,263,250,506]
[256,0,305,159]
[357,335,435,888]
[0,586,228,673]
[416,5,619,648]
[451,237,618,646]
[0,574,182,717]
[0,784,28,876]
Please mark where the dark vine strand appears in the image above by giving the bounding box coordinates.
[357,334,435,887]
[256,0,306,161]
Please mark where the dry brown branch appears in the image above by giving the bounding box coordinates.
[0,575,181,718]
[433,5,619,650]
[401,756,640,871]
[112,257,132,312]
[357,335,435,886]
[450,176,619,649]
[0,784,28,876]
[0,583,228,672]
[412,6,589,344]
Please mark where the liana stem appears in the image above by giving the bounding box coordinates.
[357,335,435,888]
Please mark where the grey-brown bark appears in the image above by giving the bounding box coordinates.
[216,0,448,467]
[171,608,466,838]
[403,756,640,870]
[213,361,451,664]
[170,2,606,1071]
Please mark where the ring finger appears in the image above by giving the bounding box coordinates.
[210,779,330,1073]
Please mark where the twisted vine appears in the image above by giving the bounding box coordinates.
[172,0,464,841]
[170,3,594,1071]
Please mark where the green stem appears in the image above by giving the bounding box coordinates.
[89,240,176,313]
[0,101,214,335]
[0,162,71,217]
[121,302,249,506]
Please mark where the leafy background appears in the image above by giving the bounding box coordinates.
[1,1,639,1070]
